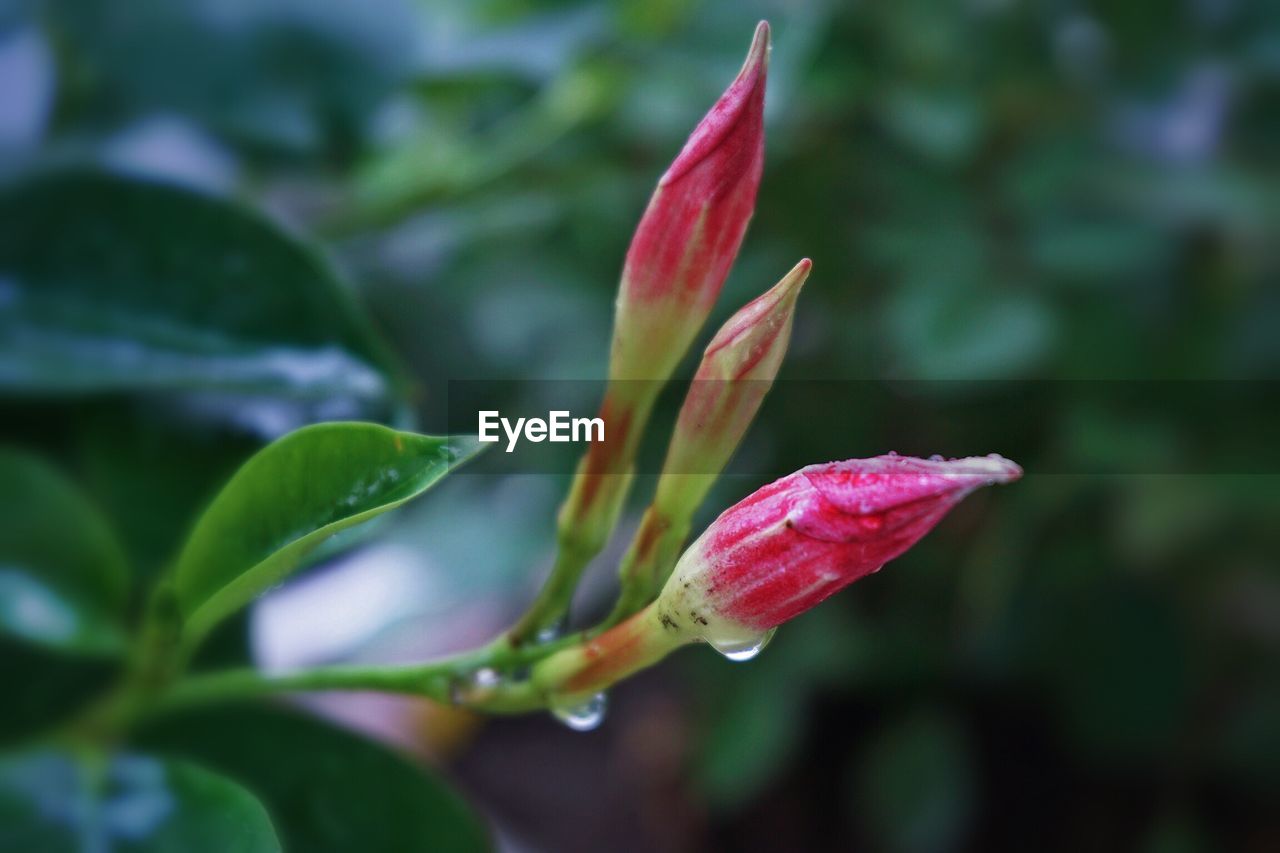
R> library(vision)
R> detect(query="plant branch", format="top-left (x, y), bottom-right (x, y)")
top-left (129, 630), bottom-right (591, 728)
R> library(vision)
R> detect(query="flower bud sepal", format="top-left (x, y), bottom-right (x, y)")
top-left (531, 604), bottom-right (690, 708)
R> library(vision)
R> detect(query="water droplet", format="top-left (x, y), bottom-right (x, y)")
top-left (551, 693), bottom-right (607, 731)
top-left (449, 666), bottom-right (503, 704)
top-left (929, 454), bottom-right (944, 461)
top-left (709, 627), bottom-right (777, 662)
top-left (472, 667), bottom-right (501, 689)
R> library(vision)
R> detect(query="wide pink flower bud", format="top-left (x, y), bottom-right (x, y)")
top-left (609, 20), bottom-right (769, 382)
top-left (657, 454), bottom-right (1023, 648)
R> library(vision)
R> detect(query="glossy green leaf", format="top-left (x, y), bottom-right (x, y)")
top-left (0, 170), bottom-right (404, 421)
top-left (137, 705), bottom-right (490, 853)
top-left (0, 449), bottom-right (130, 655)
top-left (0, 749), bottom-right (280, 852)
top-left (172, 423), bottom-right (484, 645)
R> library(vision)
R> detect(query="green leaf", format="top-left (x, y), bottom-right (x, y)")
top-left (0, 170), bottom-right (404, 421)
top-left (0, 749), bottom-right (280, 852)
top-left (172, 423), bottom-right (484, 645)
top-left (137, 705), bottom-right (490, 853)
top-left (0, 448), bottom-right (130, 655)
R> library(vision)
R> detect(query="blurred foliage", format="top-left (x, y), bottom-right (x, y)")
top-left (136, 705), bottom-right (490, 852)
top-left (0, 749), bottom-right (280, 852)
top-left (1, 0), bottom-right (1278, 850)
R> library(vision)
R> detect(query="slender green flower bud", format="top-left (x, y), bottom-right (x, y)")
top-left (655, 257), bottom-right (809, 518)
top-left (606, 259), bottom-right (811, 623)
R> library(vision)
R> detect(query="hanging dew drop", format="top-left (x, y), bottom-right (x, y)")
top-left (709, 627), bottom-right (777, 662)
top-left (551, 692), bottom-right (607, 731)
top-left (535, 615), bottom-right (569, 645)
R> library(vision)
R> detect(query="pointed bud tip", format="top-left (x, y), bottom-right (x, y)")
top-left (949, 453), bottom-right (1023, 485)
top-left (744, 21), bottom-right (771, 74)
top-left (659, 22), bottom-right (770, 189)
top-left (702, 258), bottom-right (809, 366)
top-left (770, 258), bottom-right (811, 303)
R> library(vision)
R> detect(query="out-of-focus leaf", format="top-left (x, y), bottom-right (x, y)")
top-left (693, 606), bottom-right (871, 810)
top-left (887, 274), bottom-right (1055, 379)
top-left (853, 710), bottom-right (976, 853)
top-left (695, 677), bottom-right (801, 810)
top-left (0, 448), bottom-right (129, 654)
top-left (0, 749), bottom-right (280, 852)
top-left (73, 407), bottom-right (260, 584)
top-left (0, 170), bottom-right (405, 425)
top-left (1027, 219), bottom-right (1170, 284)
top-left (172, 423), bottom-right (484, 645)
top-left (45, 0), bottom-right (417, 157)
top-left (1032, 587), bottom-right (1191, 762)
top-left (354, 64), bottom-right (618, 225)
top-left (415, 4), bottom-right (608, 82)
top-left (879, 87), bottom-right (983, 166)
top-left (137, 705), bottom-right (489, 853)
top-left (0, 639), bottom-right (119, 747)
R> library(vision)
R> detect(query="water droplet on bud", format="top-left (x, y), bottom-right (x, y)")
top-left (709, 627), bottom-right (777, 661)
top-left (551, 692), bottom-right (607, 731)
top-left (929, 454), bottom-right (944, 461)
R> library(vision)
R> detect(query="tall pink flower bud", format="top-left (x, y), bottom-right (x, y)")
top-left (659, 454), bottom-right (1023, 651)
top-left (511, 23), bottom-right (772, 644)
top-left (609, 20), bottom-right (770, 383)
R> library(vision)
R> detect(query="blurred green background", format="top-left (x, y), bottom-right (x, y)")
top-left (1, 0), bottom-right (1278, 850)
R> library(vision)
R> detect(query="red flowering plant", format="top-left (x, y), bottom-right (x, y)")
top-left (6, 23), bottom-right (1019, 800)
top-left (58, 21), bottom-right (1016, 728)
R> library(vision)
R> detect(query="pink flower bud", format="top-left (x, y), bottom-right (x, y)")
top-left (657, 258), bottom-right (810, 503)
top-left (609, 21), bottom-right (770, 382)
top-left (658, 454), bottom-right (1023, 645)
top-left (603, 259), bottom-right (812, 623)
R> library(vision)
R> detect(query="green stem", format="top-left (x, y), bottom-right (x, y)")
top-left (507, 541), bottom-right (594, 644)
top-left (138, 631), bottom-right (590, 726)
top-left (600, 508), bottom-right (691, 630)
